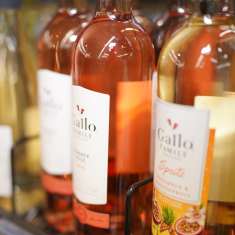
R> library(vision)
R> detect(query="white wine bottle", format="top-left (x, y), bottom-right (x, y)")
top-left (152, 0), bottom-right (235, 234)
top-left (0, 0), bottom-right (25, 212)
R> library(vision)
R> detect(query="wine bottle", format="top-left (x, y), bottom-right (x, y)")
top-left (0, 0), bottom-right (25, 213)
top-left (132, 0), bottom-right (154, 35)
top-left (153, 0), bottom-right (191, 64)
top-left (37, 0), bottom-right (91, 232)
top-left (152, 0), bottom-right (235, 234)
top-left (72, 0), bottom-right (155, 234)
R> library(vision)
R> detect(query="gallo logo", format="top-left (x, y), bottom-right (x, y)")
top-left (74, 105), bottom-right (96, 138)
top-left (77, 105), bottom-right (85, 115)
top-left (167, 118), bottom-right (178, 130)
top-left (41, 87), bottom-right (62, 111)
top-left (157, 118), bottom-right (194, 159)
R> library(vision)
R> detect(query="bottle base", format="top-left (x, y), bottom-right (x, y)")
top-left (45, 192), bottom-right (74, 233)
top-left (45, 210), bottom-right (74, 233)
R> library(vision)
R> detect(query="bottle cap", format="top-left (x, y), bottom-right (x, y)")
top-left (0, 0), bottom-right (22, 9)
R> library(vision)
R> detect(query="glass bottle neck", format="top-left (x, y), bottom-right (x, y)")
top-left (193, 0), bottom-right (235, 16)
top-left (96, 0), bottom-right (132, 17)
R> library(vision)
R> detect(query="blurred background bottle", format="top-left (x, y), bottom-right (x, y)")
top-left (37, 0), bottom-right (92, 233)
top-left (11, 0), bottom-right (57, 218)
top-left (132, 0), bottom-right (154, 35)
top-left (153, 0), bottom-right (191, 64)
top-left (18, 0), bottom-right (57, 117)
top-left (0, 0), bottom-right (26, 213)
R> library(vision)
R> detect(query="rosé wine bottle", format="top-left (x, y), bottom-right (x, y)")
top-left (72, 0), bottom-right (155, 234)
top-left (37, 0), bottom-right (91, 233)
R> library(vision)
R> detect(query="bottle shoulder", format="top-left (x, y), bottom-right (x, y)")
top-left (159, 18), bottom-right (235, 68)
top-left (74, 17), bottom-right (154, 60)
top-left (153, 15), bottom-right (189, 50)
top-left (157, 17), bottom-right (235, 102)
top-left (37, 10), bottom-right (92, 72)
top-left (38, 11), bottom-right (91, 51)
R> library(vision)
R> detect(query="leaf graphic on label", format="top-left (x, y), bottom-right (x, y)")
top-left (162, 207), bottom-right (175, 225)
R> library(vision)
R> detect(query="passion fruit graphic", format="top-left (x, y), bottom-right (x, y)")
top-left (175, 217), bottom-right (203, 235)
top-left (152, 201), bottom-right (162, 224)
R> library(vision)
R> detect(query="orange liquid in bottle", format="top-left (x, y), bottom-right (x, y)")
top-left (37, 3), bottom-right (91, 233)
top-left (72, 1), bottom-right (155, 234)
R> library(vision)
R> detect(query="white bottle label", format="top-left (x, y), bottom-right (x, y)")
top-left (0, 126), bottom-right (13, 197)
top-left (195, 95), bottom-right (235, 202)
top-left (154, 98), bottom-right (210, 204)
top-left (72, 86), bottom-right (110, 205)
top-left (38, 69), bottom-right (72, 175)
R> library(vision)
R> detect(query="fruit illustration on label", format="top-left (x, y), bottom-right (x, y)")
top-left (153, 201), bottom-right (205, 235)
top-left (152, 99), bottom-right (214, 235)
top-left (175, 207), bottom-right (205, 235)
top-left (153, 200), bottom-right (162, 225)
top-left (160, 207), bottom-right (175, 234)
top-left (152, 196), bottom-right (177, 235)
